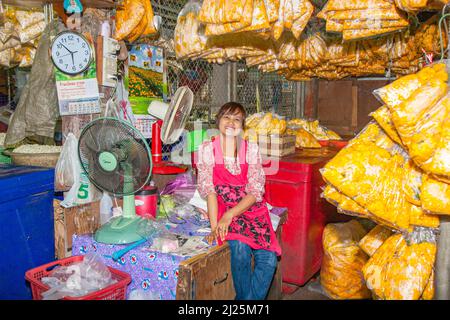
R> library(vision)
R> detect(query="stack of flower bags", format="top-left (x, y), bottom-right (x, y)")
top-left (278, 16), bottom-right (444, 80)
top-left (198, 0), bottom-right (314, 40)
top-left (319, 62), bottom-right (450, 299)
top-left (317, 0), bottom-right (410, 41)
top-left (0, 7), bottom-right (46, 68)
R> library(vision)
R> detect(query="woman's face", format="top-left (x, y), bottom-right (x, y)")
top-left (219, 112), bottom-right (244, 137)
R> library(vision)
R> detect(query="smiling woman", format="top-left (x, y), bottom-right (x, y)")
top-left (196, 102), bottom-right (281, 300)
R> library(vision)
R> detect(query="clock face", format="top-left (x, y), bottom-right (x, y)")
top-left (51, 31), bottom-right (93, 75)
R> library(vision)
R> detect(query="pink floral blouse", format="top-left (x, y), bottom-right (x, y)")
top-left (197, 140), bottom-right (266, 202)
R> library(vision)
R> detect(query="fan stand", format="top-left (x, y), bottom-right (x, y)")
top-left (151, 119), bottom-right (188, 175)
top-left (94, 163), bottom-right (144, 244)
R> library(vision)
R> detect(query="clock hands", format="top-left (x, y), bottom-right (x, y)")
top-left (60, 43), bottom-right (73, 54)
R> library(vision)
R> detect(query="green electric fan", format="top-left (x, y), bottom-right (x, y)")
top-left (78, 117), bottom-right (153, 244)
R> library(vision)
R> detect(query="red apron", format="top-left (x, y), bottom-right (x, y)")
top-left (212, 136), bottom-right (281, 256)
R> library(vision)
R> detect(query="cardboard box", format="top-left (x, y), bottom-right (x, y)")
top-left (256, 134), bottom-right (296, 157)
top-left (54, 199), bottom-right (122, 259)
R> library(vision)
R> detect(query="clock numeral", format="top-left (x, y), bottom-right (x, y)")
top-left (57, 44), bottom-right (62, 49)
top-left (65, 64), bottom-right (69, 69)
top-left (59, 59), bottom-right (63, 64)
top-left (68, 35), bottom-right (74, 41)
top-left (56, 51), bottom-right (60, 56)
top-left (79, 64), bottom-right (83, 69)
top-left (84, 58), bottom-right (88, 63)
top-left (82, 43), bottom-right (86, 48)
top-left (85, 50), bottom-right (89, 55)
top-left (61, 38), bottom-right (67, 43)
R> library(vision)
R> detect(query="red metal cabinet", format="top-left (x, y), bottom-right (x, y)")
top-left (263, 149), bottom-right (342, 289)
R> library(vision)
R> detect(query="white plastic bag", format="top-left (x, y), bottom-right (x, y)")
top-left (60, 134), bottom-right (102, 208)
top-left (55, 133), bottom-right (77, 191)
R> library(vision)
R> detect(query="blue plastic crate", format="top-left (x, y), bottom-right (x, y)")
top-left (0, 164), bottom-right (55, 300)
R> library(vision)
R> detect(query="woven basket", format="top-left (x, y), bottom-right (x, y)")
top-left (10, 152), bottom-right (60, 168)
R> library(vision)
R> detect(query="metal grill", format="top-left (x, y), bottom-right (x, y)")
top-left (151, 0), bottom-right (299, 158)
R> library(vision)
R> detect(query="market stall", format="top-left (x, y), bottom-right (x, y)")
top-left (0, 0), bottom-right (449, 302)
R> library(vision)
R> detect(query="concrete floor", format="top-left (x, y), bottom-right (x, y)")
top-left (281, 276), bottom-right (330, 300)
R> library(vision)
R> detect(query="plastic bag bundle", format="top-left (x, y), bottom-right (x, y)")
top-left (373, 63), bottom-right (450, 180)
top-left (320, 220), bottom-right (372, 300)
top-left (174, 1), bottom-right (210, 60)
top-left (362, 232), bottom-right (436, 300)
top-left (394, 0), bottom-right (449, 12)
top-left (321, 122), bottom-right (440, 232)
top-left (370, 105), bottom-right (404, 146)
top-left (243, 112), bottom-right (287, 135)
top-left (0, 7), bottom-right (45, 68)
top-left (41, 254), bottom-right (115, 300)
top-left (287, 118), bottom-right (342, 140)
top-left (317, 0), bottom-right (409, 41)
top-left (198, 0), bottom-right (312, 40)
top-left (271, 0), bottom-right (314, 40)
top-left (286, 127), bottom-right (321, 148)
top-left (420, 174), bottom-right (450, 215)
top-left (114, 0), bottom-right (157, 42)
top-left (358, 225), bottom-right (394, 256)
top-left (322, 184), bottom-right (371, 218)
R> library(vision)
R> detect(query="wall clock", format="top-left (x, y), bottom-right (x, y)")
top-left (51, 31), bottom-right (93, 76)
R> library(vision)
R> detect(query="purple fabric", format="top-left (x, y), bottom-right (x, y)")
top-left (270, 207), bottom-right (287, 217)
top-left (160, 173), bottom-right (197, 198)
top-left (72, 234), bottom-right (189, 300)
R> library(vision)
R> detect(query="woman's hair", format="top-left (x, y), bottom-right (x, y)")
top-left (216, 102), bottom-right (246, 127)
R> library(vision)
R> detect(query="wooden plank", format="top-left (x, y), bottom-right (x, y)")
top-left (356, 79), bottom-right (391, 132)
top-left (351, 81), bottom-right (358, 131)
top-left (317, 80), bottom-right (353, 136)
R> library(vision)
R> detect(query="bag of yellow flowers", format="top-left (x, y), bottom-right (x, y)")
top-left (320, 220), bottom-right (372, 300)
top-left (362, 228), bottom-right (437, 300)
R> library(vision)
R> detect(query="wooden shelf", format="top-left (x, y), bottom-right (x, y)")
top-left (3, 0), bottom-right (118, 9)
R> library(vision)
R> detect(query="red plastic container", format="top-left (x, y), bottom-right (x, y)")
top-left (263, 149), bottom-right (346, 290)
top-left (25, 255), bottom-right (131, 300)
top-left (135, 185), bottom-right (158, 219)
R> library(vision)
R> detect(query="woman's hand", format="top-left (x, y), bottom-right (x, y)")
top-left (216, 211), bottom-right (234, 241)
top-left (205, 229), bottom-right (217, 245)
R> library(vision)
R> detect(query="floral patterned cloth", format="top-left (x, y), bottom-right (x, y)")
top-left (197, 138), bottom-right (266, 202)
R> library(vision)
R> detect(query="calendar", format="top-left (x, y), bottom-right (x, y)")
top-left (134, 114), bottom-right (156, 139)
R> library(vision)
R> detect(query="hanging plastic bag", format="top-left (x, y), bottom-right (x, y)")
top-left (55, 133), bottom-right (77, 192)
top-left (60, 134), bottom-right (102, 208)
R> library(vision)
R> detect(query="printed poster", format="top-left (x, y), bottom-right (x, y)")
top-left (127, 44), bottom-right (168, 138)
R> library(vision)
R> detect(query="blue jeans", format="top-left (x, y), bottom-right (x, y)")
top-left (228, 240), bottom-right (278, 300)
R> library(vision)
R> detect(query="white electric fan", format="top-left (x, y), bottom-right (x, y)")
top-left (148, 86), bottom-right (194, 175)
top-left (78, 117), bottom-right (153, 244)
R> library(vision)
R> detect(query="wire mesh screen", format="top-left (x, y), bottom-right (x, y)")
top-left (151, 0), bottom-right (298, 158)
